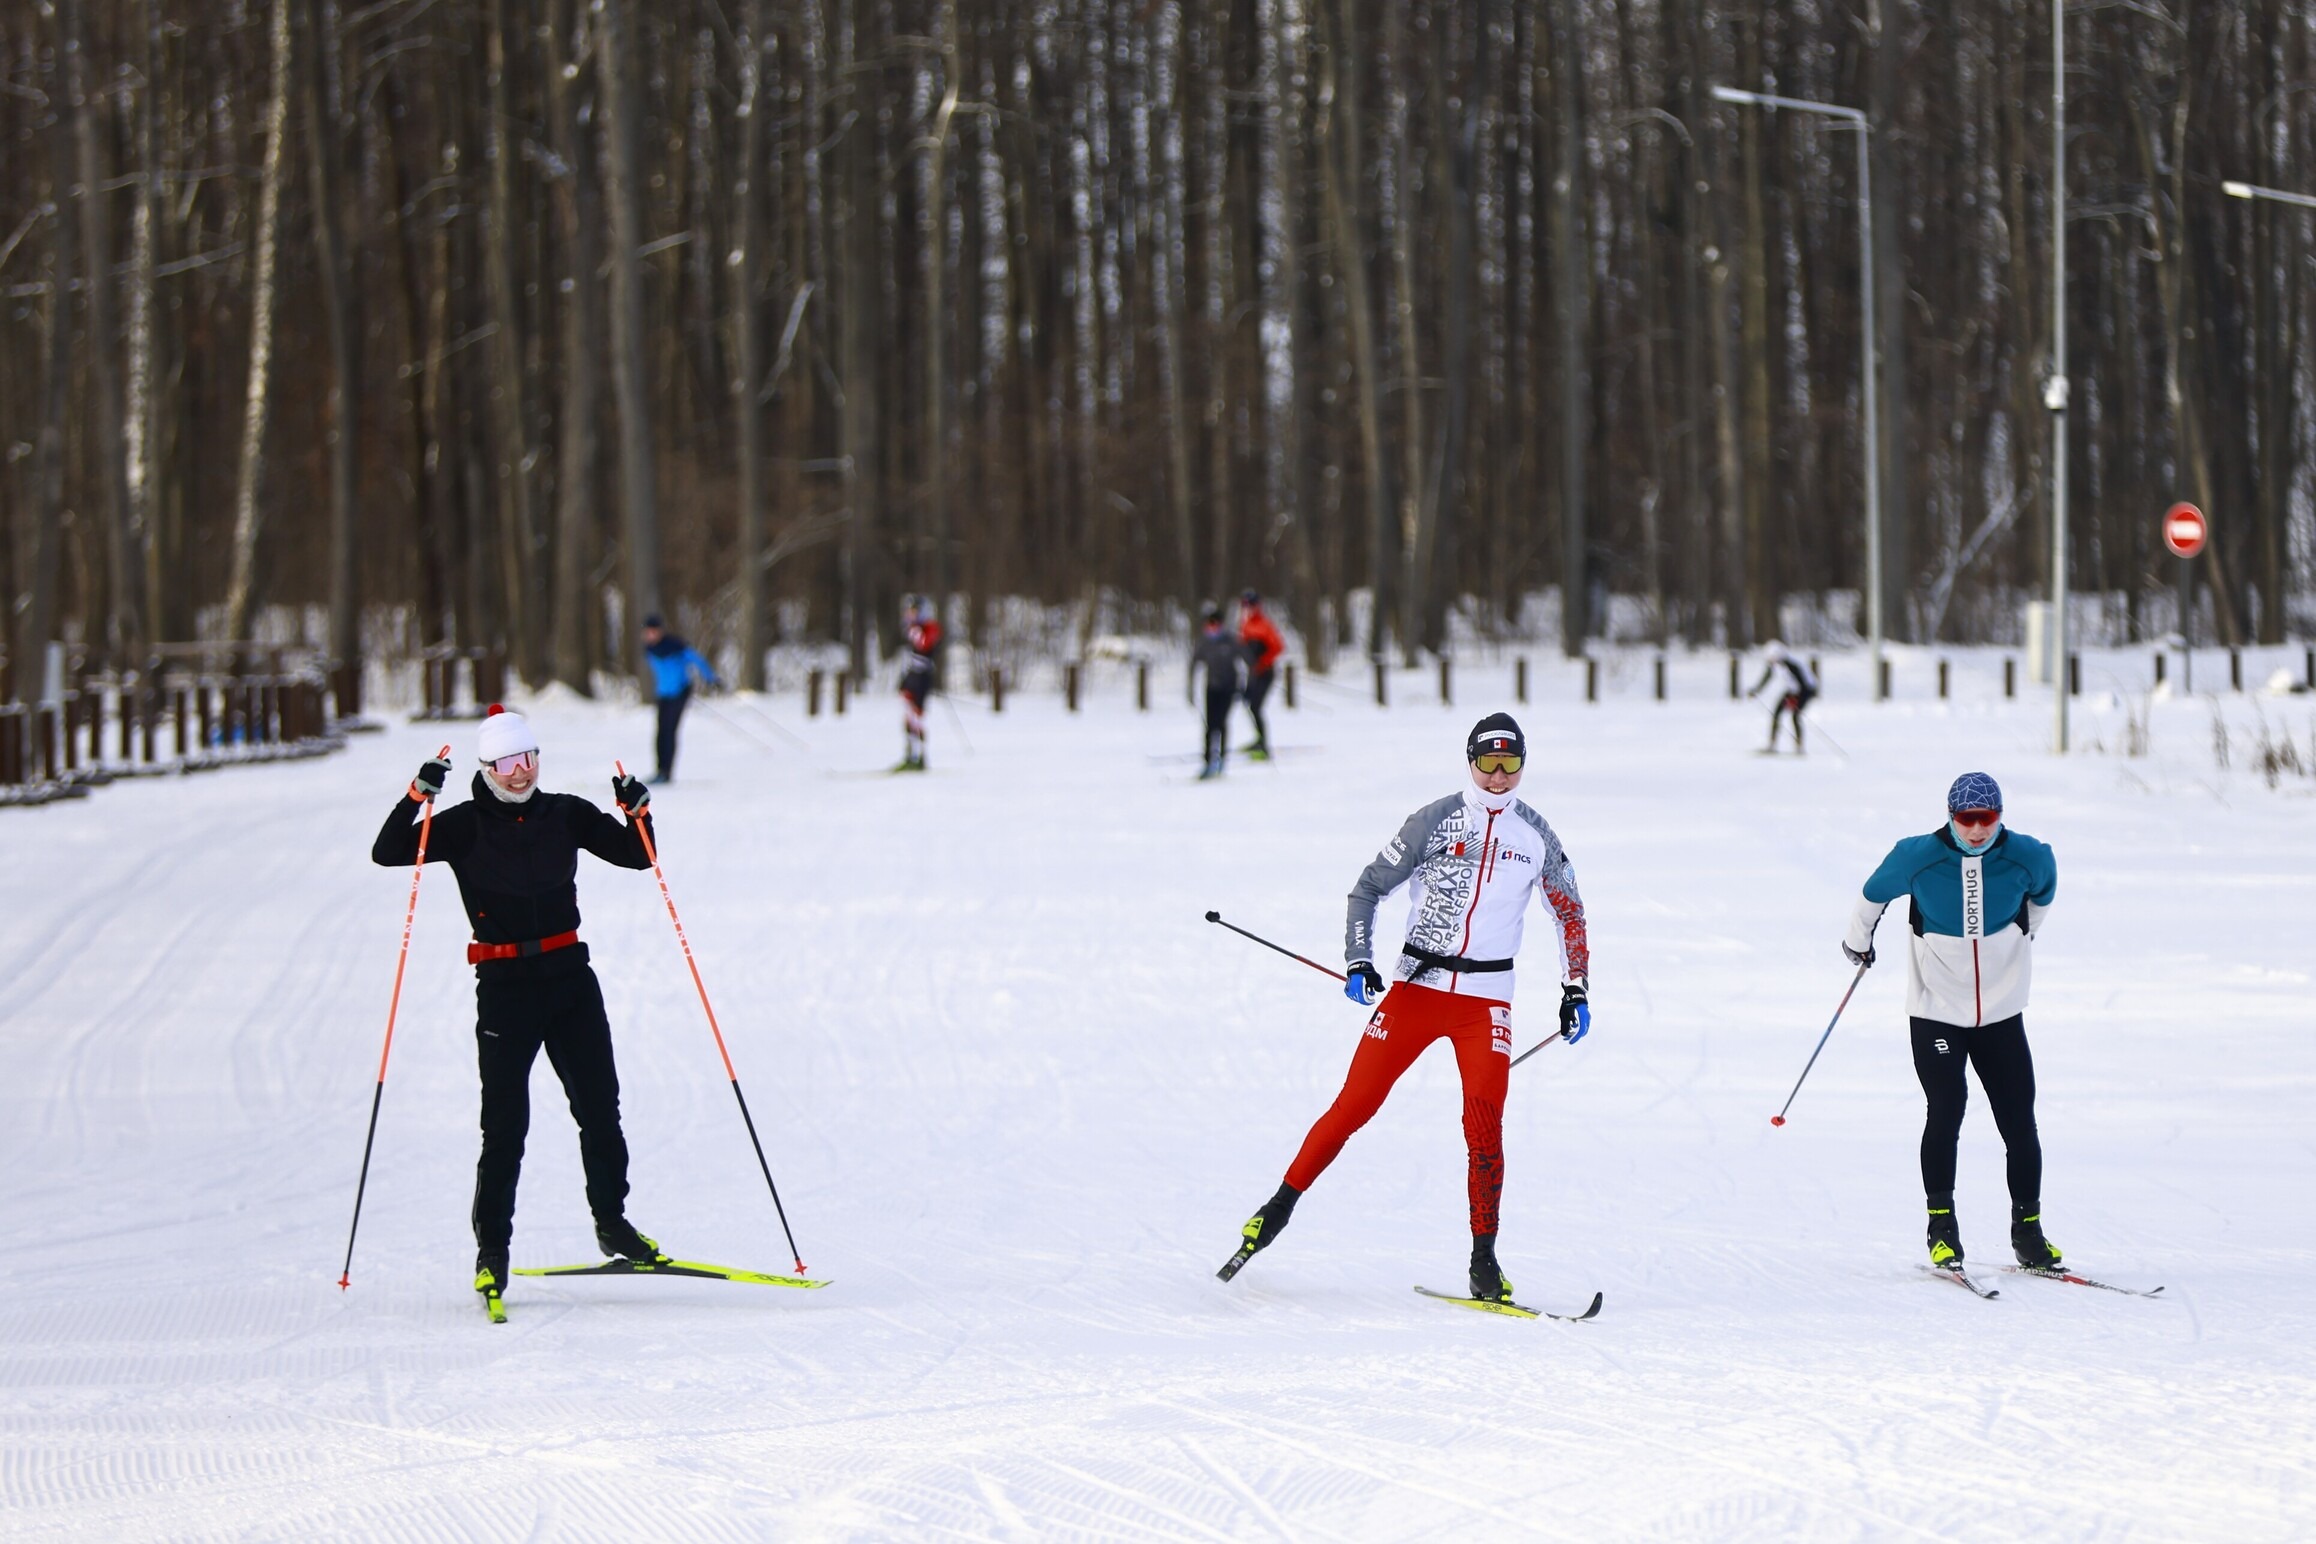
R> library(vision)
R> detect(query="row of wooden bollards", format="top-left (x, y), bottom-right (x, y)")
top-left (1, 672), bottom-right (339, 801)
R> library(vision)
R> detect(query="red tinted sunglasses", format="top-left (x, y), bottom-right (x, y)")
top-left (1951, 808), bottom-right (2000, 828)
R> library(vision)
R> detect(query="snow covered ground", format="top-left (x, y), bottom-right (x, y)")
top-left (3, 646), bottom-right (2312, 1541)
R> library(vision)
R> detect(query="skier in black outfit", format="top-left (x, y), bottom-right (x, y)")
top-left (370, 705), bottom-right (672, 1307)
top-left (1747, 643), bottom-right (1820, 753)
top-left (1190, 604), bottom-right (1245, 779)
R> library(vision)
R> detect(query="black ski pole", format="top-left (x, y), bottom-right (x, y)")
top-left (340, 749), bottom-right (448, 1290)
top-left (1771, 961), bottom-right (1870, 1126)
top-left (618, 763), bottom-right (810, 1275)
top-left (1204, 910), bottom-right (1346, 983)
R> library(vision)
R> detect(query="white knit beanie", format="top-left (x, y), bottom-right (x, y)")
top-left (476, 704), bottom-right (539, 764)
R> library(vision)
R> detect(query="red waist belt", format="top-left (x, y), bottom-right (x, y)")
top-left (467, 930), bottom-right (580, 965)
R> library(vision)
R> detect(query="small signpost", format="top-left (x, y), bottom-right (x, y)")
top-left (2163, 502), bottom-right (2205, 690)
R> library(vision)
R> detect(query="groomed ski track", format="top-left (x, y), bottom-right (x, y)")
top-left (2, 650), bottom-right (2311, 1540)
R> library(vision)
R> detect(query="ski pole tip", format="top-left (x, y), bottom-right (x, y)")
top-left (1204, 910), bottom-right (1220, 923)
top-left (1770, 1115), bottom-right (1786, 1127)
top-left (337, 1274), bottom-right (351, 1290)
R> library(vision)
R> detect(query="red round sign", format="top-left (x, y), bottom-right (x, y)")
top-left (2162, 502), bottom-right (2207, 559)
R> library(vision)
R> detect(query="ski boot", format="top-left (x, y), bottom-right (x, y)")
top-left (2011, 1203), bottom-right (2063, 1270)
top-left (1926, 1203), bottom-right (1964, 1270)
top-left (475, 1248), bottom-right (510, 1324)
top-left (1217, 1183), bottom-right (1300, 1281)
top-left (1197, 759), bottom-right (1223, 780)
top-left (1468, 1235), bottom-right (1514, 1304)
top-left (891, 755), bottom-right (924, 774)
top-left (1242, 743), bottom-right (1271, 763)
top-left (596, 1219), bottom-right (673, 1267)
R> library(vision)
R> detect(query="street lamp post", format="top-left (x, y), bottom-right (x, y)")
top-left (2048, 0), bottom-right (2068, 754)
top-left (1711, 85), bottom-right (1882, 699)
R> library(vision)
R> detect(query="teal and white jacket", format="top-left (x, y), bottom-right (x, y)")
top-left (1845, 826), bottom-right (2057, 1026)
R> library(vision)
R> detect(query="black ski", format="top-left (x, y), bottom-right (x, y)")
top-left (1415, 1286), bottom-right (1603, 1323)
top-left (1999, 1265), bottom-right (2164, 1298)
top-left (1216, 1242), bottom-right (1260, 1282)
top-left (1919, 1263), bottom-right (2000, 1298)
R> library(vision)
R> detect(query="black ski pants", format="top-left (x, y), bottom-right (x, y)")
top-left (1243, 668), bottom-right (1275, 750)
top-left (654, 687), bottom-right (691, 780)
top-left (1203, 687), bottom-right (1236, 766)
top-left (472, 951), bottom-right (631, 1253)
top-left (1910, 1013), bottom-right (2042, 1206)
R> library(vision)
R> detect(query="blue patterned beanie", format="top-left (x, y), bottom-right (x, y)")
top-left (1947, 772), bottom-right (2003, 813)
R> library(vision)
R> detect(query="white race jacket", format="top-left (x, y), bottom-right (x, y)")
top-left (1345, 786), bottom-right (1589, 1004)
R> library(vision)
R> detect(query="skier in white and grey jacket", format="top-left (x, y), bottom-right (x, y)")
top-left (1219, 714), bottom-right (1590, 1305)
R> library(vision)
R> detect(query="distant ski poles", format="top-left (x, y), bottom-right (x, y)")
top-left (616, 762), bottom-right (809, 1275)
top-left (339, 746), bottom-right (449, 1291)
top-left (1204, 910), bottom-right (1345, 983)
top-left (1770, 961), bottom-right (1870, 1127)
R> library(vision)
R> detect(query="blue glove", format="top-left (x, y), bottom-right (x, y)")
top-left (1345, 962), bottom-right (1385, 1006)
top-left (1559, 981), bottom-right (1590, 1043)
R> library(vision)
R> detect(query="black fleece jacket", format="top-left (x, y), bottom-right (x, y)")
top-left (371, 772), bottom-right (653, 945)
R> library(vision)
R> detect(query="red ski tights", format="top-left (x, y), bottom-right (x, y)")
top-left (1284, 981), bottom-right (1511, 1235)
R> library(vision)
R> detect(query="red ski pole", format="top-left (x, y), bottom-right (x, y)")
top-left (616, 762), bottom-right (808, 1275)
top-left (339, 749), bottom-right (449, 1290)
top-left (1770, 961), bottom-right (1870, 1127)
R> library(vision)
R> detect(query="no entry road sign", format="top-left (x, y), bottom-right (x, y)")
top-left (2163, 502), bottom-right (2207, 559)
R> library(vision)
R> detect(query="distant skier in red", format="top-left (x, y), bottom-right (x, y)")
top-left (897, 596), bottom-right (943, 772)
top-left (1218, 714), bottom-right (1591, 1304)
top-left (1237, 590), bottom-right (1286, 760)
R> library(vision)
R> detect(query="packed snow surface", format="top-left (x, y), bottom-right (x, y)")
top-left (3, 648), bottom-right (2312, 1540)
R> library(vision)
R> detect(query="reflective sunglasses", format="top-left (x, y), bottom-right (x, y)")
top-left (1950, 807), bottom-right (2000, 828)
top-left (1471, 752), bottom-right (1524, 775)
top-left (489, 750), bottom-right (538, 776)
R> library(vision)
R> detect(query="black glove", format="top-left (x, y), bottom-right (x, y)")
top-left (613, 773), bottom-right (650, 814)
top-left (1843, 942), bottom-right (1876, 968)
top-left (410, 756), bottom-right (452, 800)
top-left (1344, 962), bottom-right (1386, 1006)
top-left (1559, 980), bottom-right (1590, 1043)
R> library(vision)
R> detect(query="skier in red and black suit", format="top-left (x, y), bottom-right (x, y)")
top-left (1237, 590), bottom-right (1286, 760)
top-left (897, 596), bottom-right (943, 772)
top-left (371, 705), bottom-right (671, 1306)
top-left (1220, 713), bottom-right (1591, 1302)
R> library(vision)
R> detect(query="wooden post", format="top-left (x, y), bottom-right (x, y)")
top-left (2230, 647), bottom-right (2242, 692)
top-left (1877, 658), bottom-right (1892, 700)
top-left (2305, 647), bottom-right (2314, 690)
top-left (1284, 661), bottom-right (1297, 709)
top-left (1516, 656), bottom-right (1529, 704)
top-left (120, 680), bottom-right (135, 761)
top-left (39, 705), bottom-right (59, 780)
top-left (807, 668), bottom-right (822, 717)
top-left (1585, 658), bottom-right (1599, 703)
top-left (1653, 656), bottom-right (1667, 701)
top-left (1937, 659), bottom-right (1950, 699)
top-left (1438, 656), bottom-right (1452, 707)
top-left (2154, 651), bottom-right (2166, 685)
top-left (991, 666), bottom-right (1005, 713)
top-left (2004, 658), bottom-right (2016, 698)
top-left (63, 695), bottom-right (79, 771)
top-left (1137, 659), bottom-right (1150, 711)
top-left (835, 671), bottom-right (849, 715)
top-left (2068, 654), bottom-right (2081, 697)
top-left (1728, 652), bottom-right (1741, 699)
top-left (1373, 658), bottom-right (1387, 706)
top-left (0, 706), bottom-right (19, 787)
top-left (1065, 661), bottom-right (1080, 712)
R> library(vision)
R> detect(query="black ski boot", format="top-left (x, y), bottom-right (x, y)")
top-left (475, 1247), bottom-right (510, 1323)
top-left (596, 1218), bottom-right (672, 1266)
top-left (2011, 1202), bottom-right (2063, 1270)
top-left (1468, 1234), bottom-right (1514, 1303)
top-left (1217, 1182), bottom-right (1301, 1281)
top-left (1926, 1199), bottom-right (1964, 1270)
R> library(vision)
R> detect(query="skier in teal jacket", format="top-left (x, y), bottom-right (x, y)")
top-left (1844, 772), bottom-right (2063, 1274)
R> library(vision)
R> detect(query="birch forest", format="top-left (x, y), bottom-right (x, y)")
top-left (3, 0), bottom-right (2312, 696)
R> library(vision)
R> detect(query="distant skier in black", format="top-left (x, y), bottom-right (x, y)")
top-left (1747, 643), bottom-right (1819, 753)
top-left (371, 705), bottom-right (672, 1314)
top-left (1190, 604), bottom-right (1245, 779)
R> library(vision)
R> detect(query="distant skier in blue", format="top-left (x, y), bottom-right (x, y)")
top-left (1843, 772), bottom-right (2063, 1275)
top-left (641, 615), bottom-right (719, 784)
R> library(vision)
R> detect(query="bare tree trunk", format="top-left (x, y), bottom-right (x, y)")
top-left (1317, 0), bottom-right (1394, 667)
top-left (599, 0), bottom-right (663, 683)
top-left (61, 0), bottom-right (137, 661)
top-left (1411, 5), bottom-right (1477, 659)
top-left (1153, 0), bottom-right (1198, 607)
top-left (303, 0), bottom-right (360, 671)
top-left (485, 0), bottom-right (541, 682)
top-left (1384, 0), bottom-right (1423, 660)
top-left (221, 0), bottom-right (294, 645)
top-left (127, 0), bottom-right (166, 645)
top-left (735, 0), bottom-right (771, 689)
top-left (923, 0), bottom-right (961, 642)
top-left (1551, 0), bottom-right (1589, 654)
top-left (1869, 0), bottom-right (1911, 640)
top-left (19, 62), bottom-right (76, 700)
top-left (546, 0), bottom-right (600, 693)
top-left (1736, 18), bottom-right (1774, 645)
